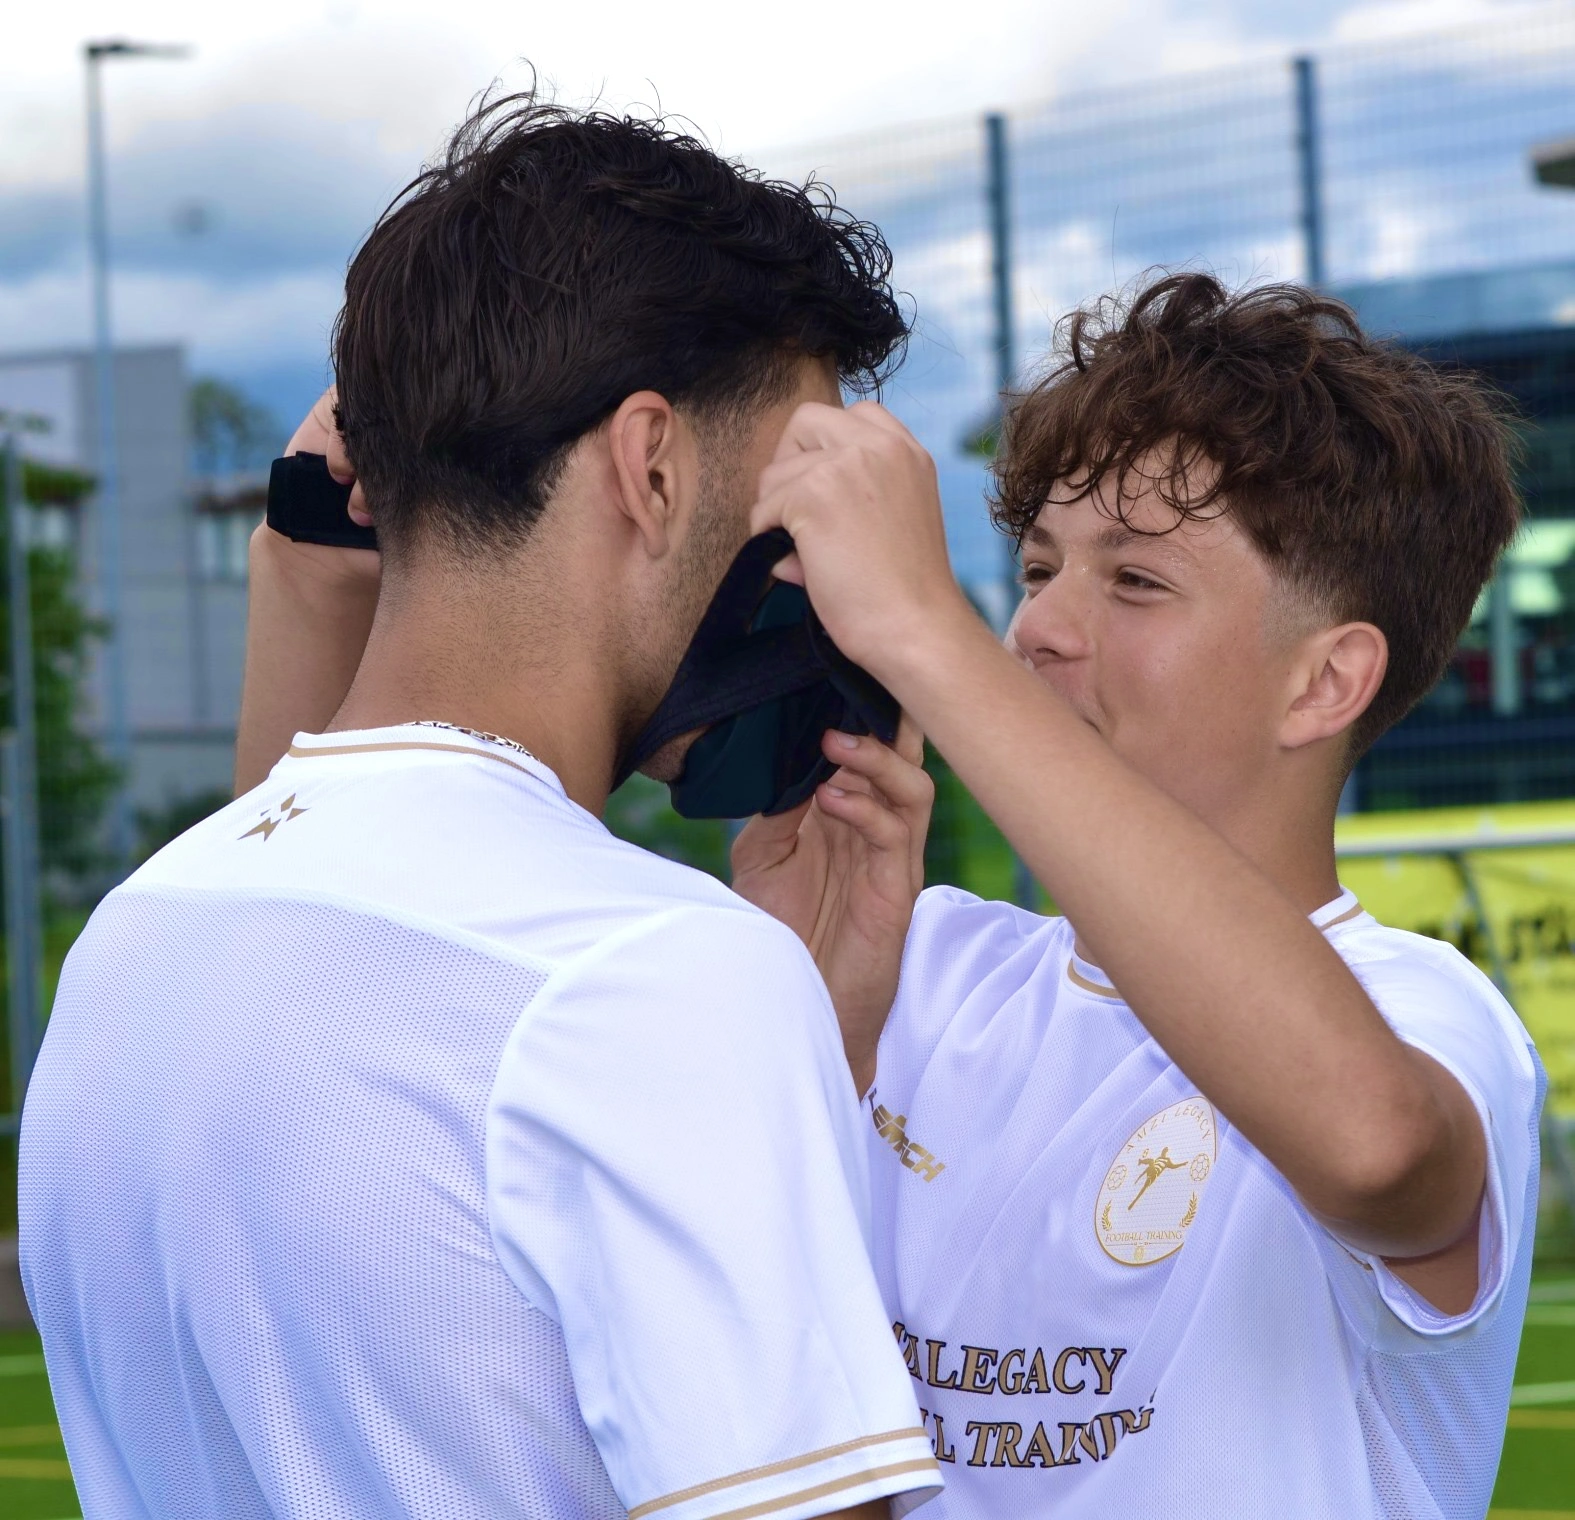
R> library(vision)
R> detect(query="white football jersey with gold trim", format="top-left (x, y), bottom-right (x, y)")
top-left (868, 885), bottom-right (1541, 1519)
top-left (20, 724), bottom-right (941, 1520)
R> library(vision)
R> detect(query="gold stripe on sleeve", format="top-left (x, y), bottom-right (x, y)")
top-left (704, 1458), bottom-right (941, 1520)
top-left (626, 1429), bottom-right (931, 1519)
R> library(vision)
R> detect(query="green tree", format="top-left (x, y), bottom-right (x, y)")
top-left (190, 377), bottom-right (282, 477)
top-left (2, 459), bottom-right (120, 880)
top-left (604, 774), bottom-right (731, 878)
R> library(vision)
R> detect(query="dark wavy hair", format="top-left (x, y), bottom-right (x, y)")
top-left (334, 89), bottom-right (908, 555)
top-left (992, 273), bottom-right (1522, 754)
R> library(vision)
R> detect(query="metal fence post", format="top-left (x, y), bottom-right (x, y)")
top-left (1293, 55), bottom-right (1326, 287)
top-left (2, 440), bottom-right (43, 1127)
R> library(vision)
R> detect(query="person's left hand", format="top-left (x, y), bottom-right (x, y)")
top-left (730, 718), bottom-right (932, 1096)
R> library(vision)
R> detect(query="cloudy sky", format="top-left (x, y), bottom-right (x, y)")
top-left (0, 0), bottom-right (1558, 437)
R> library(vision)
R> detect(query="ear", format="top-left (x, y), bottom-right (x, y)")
top-left (1280, 622), bottom-right (1389, 751)
top-left (605, 390), bottom-right (696, 560)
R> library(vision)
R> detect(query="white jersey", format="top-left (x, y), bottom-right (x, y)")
top-left (868, 886), bottom-right (1542, 1520)
top-left (19, 724), bottom-right (941, 1520)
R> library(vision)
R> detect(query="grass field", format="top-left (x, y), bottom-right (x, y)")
top-left (2, 1282), bottom-right (1572, 1518)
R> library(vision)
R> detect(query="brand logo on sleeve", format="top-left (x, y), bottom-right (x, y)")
top-left (240, 793), bottom-right (308, 842)
top-left (1095, 1097), bottom-right (1216, 1266)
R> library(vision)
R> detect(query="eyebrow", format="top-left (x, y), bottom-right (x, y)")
top-left (1023, 519), bottom-right (1190, 559)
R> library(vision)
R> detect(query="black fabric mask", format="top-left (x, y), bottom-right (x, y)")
top-left (267, 455), bottom-right (899, 819)
top-left (615, 528), bottom-right (900, 818)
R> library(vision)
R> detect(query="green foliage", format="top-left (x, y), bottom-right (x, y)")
top-left (190, 377), bottom-right (282, 477)
top-left (923, 741), bottom-right (1026, 902)
top-left (0, 545), bottom-right (118, 880)
top-left (0, 453), bottom-right (120, 881)
top-left (603, 774), bottom-right (731, 878)
top-left (19, 461), bottom-right (95, 510)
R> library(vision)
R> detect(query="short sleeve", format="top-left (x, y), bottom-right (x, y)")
top-left (486, 905), bottom-right (942, 1520)
top-left (1316, 939), bottom-right (1543, 1351)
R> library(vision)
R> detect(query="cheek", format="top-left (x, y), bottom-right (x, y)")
top-left (1102, 617), bottom-right (1272, 752)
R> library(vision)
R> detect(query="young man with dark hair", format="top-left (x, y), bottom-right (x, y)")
top-left (202, 259), bottom-right (1537, 1511)
top-left (18, 97), bottom-right (944, 1520)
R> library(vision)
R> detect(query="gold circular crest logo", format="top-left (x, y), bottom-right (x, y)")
top-left (1095, 1097), bottom-right (1217, 1266)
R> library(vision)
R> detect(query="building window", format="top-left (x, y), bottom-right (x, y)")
top-left (194, 476), bottom-right (267, 583)
top-left (196, 511), bottom-right (259, 581)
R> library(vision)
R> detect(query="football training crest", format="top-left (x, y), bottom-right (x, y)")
top-left (1096, 1097), bottom-right (1217, 1266)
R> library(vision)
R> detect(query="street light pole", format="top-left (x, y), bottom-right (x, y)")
top-left (984, 111), bottom-right (1038, 911)
top-left (1, 438), bottom-right (42, 1129)
top-left (83, 39), bottom-right (189, 874)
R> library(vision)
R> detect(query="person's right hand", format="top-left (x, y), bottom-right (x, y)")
top-left (265, 385), bottom-right (382, 594)
top-left (284, 386), bottom-right (371, 525)
top-left (749, 401), bottom-right (973, 689)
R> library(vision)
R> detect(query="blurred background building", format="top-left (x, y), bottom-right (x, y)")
top-left (0, 344), bottom-right (247, 820)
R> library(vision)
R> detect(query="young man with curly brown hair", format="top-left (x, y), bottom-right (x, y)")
top-left (743, 272), bottom-right (1541, 1520)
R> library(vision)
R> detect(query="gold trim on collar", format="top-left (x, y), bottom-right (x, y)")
top-left (1319, 901), bottom-right (1365, 931)
top-left (287, 739), bottom-right (536, 778)
top-left (626, 1428), bottom-right (930, 1519)
top-left (1066, 960), bottom-right (1120, 999)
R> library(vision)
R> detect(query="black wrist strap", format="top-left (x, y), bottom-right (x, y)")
top-left (266, 453), bottom-right (379, 550)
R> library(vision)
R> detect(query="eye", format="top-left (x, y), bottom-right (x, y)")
top-left (1116, 569), bottom-right (1166, 593)
top-left (1018, 562), bottom-right (1056, 592)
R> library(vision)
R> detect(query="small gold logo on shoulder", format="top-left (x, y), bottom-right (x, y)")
top-left (872, 1102), bottom-right (946, 1182)
top-left (1096, 1097), bottom-right (1216, 1266)
top-left (240, 794), bottom-right (308, 842)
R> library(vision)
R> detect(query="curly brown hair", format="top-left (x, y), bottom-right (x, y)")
top-left (991, 273), bottom-right (1522, 754)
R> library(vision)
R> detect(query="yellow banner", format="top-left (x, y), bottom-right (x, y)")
top-left (1336, 800), bottom-right (1575, 1119)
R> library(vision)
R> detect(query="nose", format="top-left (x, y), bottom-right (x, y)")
top-left (1008, 569), bottom-right (1094, 670)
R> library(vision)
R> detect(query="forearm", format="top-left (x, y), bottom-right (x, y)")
top-left (884, 606), bottom-right (1482, 1254)
top-left (234, 526), bottom-right (379, 793)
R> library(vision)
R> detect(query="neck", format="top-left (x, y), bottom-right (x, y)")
top-left (1071, 756), bottom-right (1345, 968)
top-left (328, 550), bottom-right (625, 815)
top-left (1212, 753), bottom-right (1346, 918)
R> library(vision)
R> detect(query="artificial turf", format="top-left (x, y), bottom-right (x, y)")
top-left (1, 1293), bottom-right (1572, 1519)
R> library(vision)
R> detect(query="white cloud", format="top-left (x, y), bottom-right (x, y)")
top-left (8, 0), bottom-right (1547, 195)
top-left (1329, 0), bottom-right (1545, 42)
top-left (2, 0), bottom-right (1562, 394)
top-left (0, 265), bottom-right (342, 370)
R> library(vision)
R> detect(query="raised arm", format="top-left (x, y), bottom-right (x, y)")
top-left (234, 391), bottom-right (380, 794)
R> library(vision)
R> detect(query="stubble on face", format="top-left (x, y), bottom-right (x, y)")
top-left (630, 355), bottom-right (845, 778)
